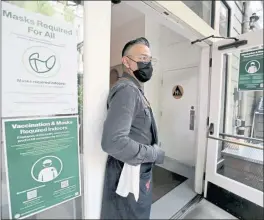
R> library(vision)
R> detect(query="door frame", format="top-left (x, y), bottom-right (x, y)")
top-left (83, 1), bottom-right (112, 219)
top-left (204, 29), bottom-right (263, 207)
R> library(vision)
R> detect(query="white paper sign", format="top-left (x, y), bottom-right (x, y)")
top-left (2, 2), bottom-right (78, 117)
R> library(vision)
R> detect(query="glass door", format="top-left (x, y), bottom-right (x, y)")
top-left (205, 29), bottom-right (263, 207)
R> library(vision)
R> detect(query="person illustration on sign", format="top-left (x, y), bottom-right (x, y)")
top-left (173, 85), bottom-right (183, 99)
top-left (173, 86), bottom-right (182, 97)
top-left (38, 159), bottom-right (58, 182)
top-left (247, 61), bottom-right (258, 74)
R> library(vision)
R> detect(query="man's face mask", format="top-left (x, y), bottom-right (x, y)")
top-left (127, 57), bottom-right (153, 83)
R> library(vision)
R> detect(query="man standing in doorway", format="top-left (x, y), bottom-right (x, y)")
top-left (101, 37), bottom-right (165, 219)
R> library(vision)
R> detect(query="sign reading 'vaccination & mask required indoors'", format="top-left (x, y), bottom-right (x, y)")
top-left (238, 48), bottom-right (263, 91)
top-left (3, 116), bottom-right (81, 219)
top-left (1, 2), bottom-right (78, 117)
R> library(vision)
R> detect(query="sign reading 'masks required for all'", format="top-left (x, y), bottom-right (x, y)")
top-left (1, 2), bottom-right (80, 219)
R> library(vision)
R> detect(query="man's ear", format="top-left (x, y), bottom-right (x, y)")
top-left (122, 57), bottom-right (129, 69)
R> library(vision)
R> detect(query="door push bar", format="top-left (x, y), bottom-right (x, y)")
top-left (208, 135), bottom-right (263, 150)
top-left (219, 132), bottom-right (264, 143)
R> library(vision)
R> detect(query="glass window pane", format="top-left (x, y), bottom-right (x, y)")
top-left (182, 1), bottom-right (213, 26)
top-left (217, 45), bottom-right (264, 192)
top-left (219, 1), bottom-right (229, 37)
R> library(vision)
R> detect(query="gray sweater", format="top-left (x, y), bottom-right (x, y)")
top-left (101, 73), bottom-right (165, 166)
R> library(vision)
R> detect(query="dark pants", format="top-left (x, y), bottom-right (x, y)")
top-left (101, 156), bottom-right (153, 219)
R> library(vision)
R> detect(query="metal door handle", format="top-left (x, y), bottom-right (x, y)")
top-left (209, 123), bottom-right (214, 135)
top-left (189, 107), bottom-right (195, 130)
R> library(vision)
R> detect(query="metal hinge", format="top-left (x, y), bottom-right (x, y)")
top-left (209, 58), bottom-right (212, 67)
top-left (207, 117), bottom-right (210, 126)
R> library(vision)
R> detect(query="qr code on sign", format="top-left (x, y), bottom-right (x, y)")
top-left (27, 190), bottom-right (37, 200)
top-left (61, 180), bottom-right (69, 188)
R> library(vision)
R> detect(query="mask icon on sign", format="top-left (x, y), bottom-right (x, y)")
top-left (29, 53), bottom-right (56, 74)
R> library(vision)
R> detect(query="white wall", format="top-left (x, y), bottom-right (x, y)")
top-left (144, 17), bottom-right (162, 129)
top-left (144, 19), bottom-right (201, 145)
top-left (158, 25), bottom-right (201, 166)
top-left (83, 1), bottom-right (111, 219)
top-left (110, 15), bottom-right (162, 127)
top-left (110, 16), bottom-right (145, 67)
top-left (145, 22), bottom-right (201, 135)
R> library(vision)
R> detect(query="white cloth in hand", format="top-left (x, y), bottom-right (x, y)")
top-left (116, 163), bottom-right (141, 202)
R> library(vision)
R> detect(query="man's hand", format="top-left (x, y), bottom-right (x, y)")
top-left (153, 144), bottom-right (165, 164)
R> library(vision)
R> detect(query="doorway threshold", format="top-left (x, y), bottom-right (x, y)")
top-left (156, 156), bottom-right (195, 179)
top-left (180, 199), bottom-right (237, 219)
top-left (150, 179), bottom-right (197, 219)
top-left (152, 165), bottom-right (187, 203)
top-left (171, 194), bottom-right (202, 219)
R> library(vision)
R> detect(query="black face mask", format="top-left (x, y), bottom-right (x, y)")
top-left (133, 61), bottom-right (153, 83)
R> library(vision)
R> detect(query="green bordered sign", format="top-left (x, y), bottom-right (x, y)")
top-left (3, 116), bottom-right (81, 219)
top-left (238, 48), bottom-right (263, 91)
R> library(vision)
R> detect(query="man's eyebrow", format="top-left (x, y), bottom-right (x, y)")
top-left (139, 53), bottom-right (151, 56)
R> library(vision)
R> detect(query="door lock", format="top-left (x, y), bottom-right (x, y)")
top-left (209, 123), bottom-right (214, 135)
